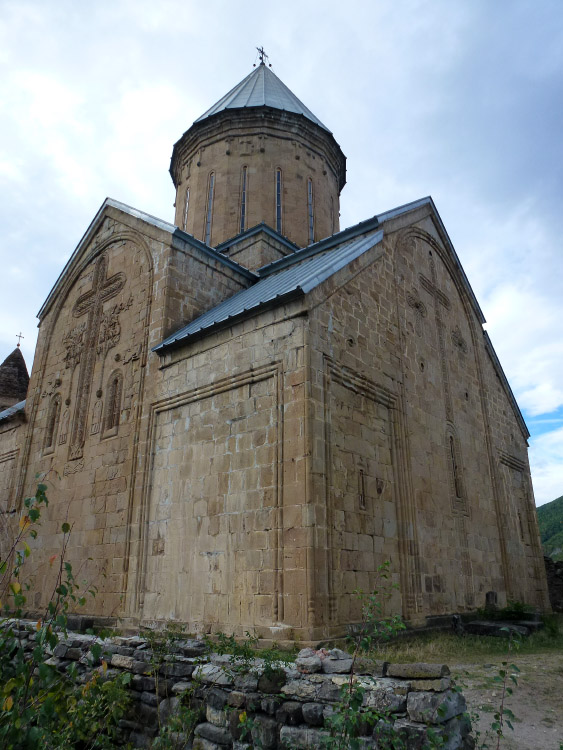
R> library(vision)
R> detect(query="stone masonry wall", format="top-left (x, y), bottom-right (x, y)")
top-left (7, 622), bottom-right (473, 749)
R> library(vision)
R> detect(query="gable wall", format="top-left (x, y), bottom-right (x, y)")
top-left (306, 218), bottom-right (548, 632)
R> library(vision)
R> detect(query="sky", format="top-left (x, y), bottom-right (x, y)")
top-left (0, 0), bottom-right (561, 506)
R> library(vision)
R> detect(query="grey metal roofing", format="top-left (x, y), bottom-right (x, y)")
top-left (0, 399), bottom-right (26, 423)
top-left (154, 229), bottom-right (384, 351)
top-left (215, 222), bottom-right (300, 256)
top-left (195, 63), bottom-right (330, 132)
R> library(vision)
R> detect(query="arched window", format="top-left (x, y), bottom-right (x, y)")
top-left (275, 168), bottom-right (282, 234)
top-left (204, 172), bottom-right (215, 245)
top-left (330, 196), bottom-right (335, 234)
top-left (307, 178), bottom-right (315, 245)
top-left (103, 371), bottom-right (123, 436)
top-left (44, 394), bottom-right (61, 452)
top-left (240, 166), bottom-right (248, 233)
top-left (183, 187), bottom-right (190, 231)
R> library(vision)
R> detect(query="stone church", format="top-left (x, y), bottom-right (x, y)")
top-left (0, 61), bottom-right (549, 641)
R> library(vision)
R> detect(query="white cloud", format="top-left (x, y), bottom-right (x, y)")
top-left (0, 0), bottom-right (561, 506)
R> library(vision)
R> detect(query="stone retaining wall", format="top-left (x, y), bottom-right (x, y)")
top-left (7, 623), bottom-right (474, 749)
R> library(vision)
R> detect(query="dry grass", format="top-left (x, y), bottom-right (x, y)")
top-left (371, 615), bottom-right (563, 663)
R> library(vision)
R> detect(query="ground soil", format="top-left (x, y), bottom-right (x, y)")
top-left (451, 652), bottom-right (563, 749)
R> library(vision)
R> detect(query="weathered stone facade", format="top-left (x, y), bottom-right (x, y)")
top-left (0, 63), bottom-right (549, 641)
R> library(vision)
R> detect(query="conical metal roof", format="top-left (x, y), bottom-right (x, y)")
top-left (195, 63), bottom-right (330, 132)
top-left (0, 347), bottom-right (29, 410)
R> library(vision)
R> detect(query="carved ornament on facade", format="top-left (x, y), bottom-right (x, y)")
top-left (406, 287), bottom-right (427, 337)
top-left (63, 322), bottom-right (87, 370)
top-left (451, 325), bottom-right (468, 354)
top-left (97, 296), bottom-right (134, 358)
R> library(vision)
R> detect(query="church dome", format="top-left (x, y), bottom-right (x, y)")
top-left (170, 63), bottom-right (346, 250)
top-left (194, 63), bottom-right (330, 133)
top-left (0, 347), bottom-right (29, 411)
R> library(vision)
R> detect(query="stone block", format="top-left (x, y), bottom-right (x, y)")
top-left (227, 691), bottom-right (247, 708)
top-left (131, 660), bottom-right (151, 675)
top-left (251, 715), bottom-right (278, 750)
top-left (275, 700), bottom-right (303, 726)
top-left (193, 738), bottom-right (224, 750)
top-left (407, 690), bottom-right (466, 725)
top-left (111, 653), bottom-right (135, 670)
top-left (363, 686), bottom-right (406, 714)
top-left (132, 675), bottom-right (156, 692)
top-left (317, 680), bottom-right (342, 703)
top-left (296, 648), bottom-right (322, 674)
top-left (410, 677), bottom-right (451, 692)
top-left (282, 678), bottom-right (318, 701)
top-left (159, 696), bottom-right (180, 724)
top-left (53, 643), bottom-right (68, 658)
top-left (392, 718), bottom-right (429, 750)
top-left (234, 673), bottom-right (259, 692)
top-left (280, 726), bottom-right (329, 748)
top-left (439, 713), bottom-right (474, 750)
top-left (258, 669), bottom-right (286, 693)
top-left (140, 691), bottom-right (158, 706)
top-left (320, 649), bottom-right (353, 674)
top-left (177, 638), bottom-right (208, 657)
top-left (207, 705), bottom-right (228, 728)
top-left (207, 687), bottom-right (229, 710)
top-left (387, 663), bottom-right (450, 680)
top-left (193, 663), bottom-right (233, 686)
top-left (194, 721), bottom-right (232, 745)
top-left (160, 662), bottom-right (194, 678)
top-left (355, 657), bottom-right (388, 676)
top-left (302, 702), bottom-right (325, 726)
top-left (261, 696), bottom-right (282, 715)
top-left (171, 680), bottom-right (193, 694)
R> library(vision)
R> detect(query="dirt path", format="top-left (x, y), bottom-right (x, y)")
top-left (451, 653), bottom-right (563, 749)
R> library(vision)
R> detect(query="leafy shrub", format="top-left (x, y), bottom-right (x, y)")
top-left (0, 483), bottom-right (131, 749)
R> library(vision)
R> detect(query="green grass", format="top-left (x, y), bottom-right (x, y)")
top-left (370, 615), bottom-right (563, 663)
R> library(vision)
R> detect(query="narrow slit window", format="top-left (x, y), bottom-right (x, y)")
top-left (449, 435), bottom-right (462, 498)
top-left (204, 172), bottom-right (215, 245)
top-left (307, 178), bottom-right (314, 244)
top-left (359, 469), bottom-right (366, 510)
top-left (518, 511), bottom-right (525, 542)
top-left (183, 187), bottom-right (190, 231)
top-left (275, 168), bottom-right (282, 234)
top-left (44, 394), bottom-right (61, 451)
top-left (240, 167), bottom-right (247, 233)
top-left (104, 372), bottom-right (123, 434)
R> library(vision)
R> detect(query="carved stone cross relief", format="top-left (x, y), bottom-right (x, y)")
top-left (68, 254), bottom-right (125, 459)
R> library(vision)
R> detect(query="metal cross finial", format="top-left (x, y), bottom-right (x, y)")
top-left (256, 46), bottom-right (269, 66)
top-left (16, 332), bottom-right (24, 347)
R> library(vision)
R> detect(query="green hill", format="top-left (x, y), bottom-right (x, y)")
top-left (537, 494), bottom-right (563, 561)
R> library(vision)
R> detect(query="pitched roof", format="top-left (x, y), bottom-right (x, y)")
top-left (195, 63), bottom-right (330, 132)
top-left (38, 198), bottom-right (256, 320)
top-left (154, 230), bottom-right (384, 352)
top-left (0, 348), bottom-right (29, 407)
top-left (0, 399), bottom-right (26, 423)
